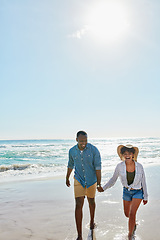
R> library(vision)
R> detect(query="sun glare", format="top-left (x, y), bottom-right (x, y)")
top-left (86, 1), bottom-right (129, 43)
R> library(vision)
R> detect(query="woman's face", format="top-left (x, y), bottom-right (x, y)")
top-left (123, 151), bottom-right (134, 161)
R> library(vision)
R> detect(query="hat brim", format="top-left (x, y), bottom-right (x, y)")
top-left (117, 145), bottom-right (139, 161)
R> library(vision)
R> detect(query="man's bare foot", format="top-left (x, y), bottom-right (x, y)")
top-left (133, 224), bottom-right (137, 235)
top-left (76, 236), bottom-right (82, 240)
top-left (90, 222), bottom-right (96, 230)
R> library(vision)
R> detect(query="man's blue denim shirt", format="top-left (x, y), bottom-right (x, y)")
top-left (68, 143), bottom-right (101, 188)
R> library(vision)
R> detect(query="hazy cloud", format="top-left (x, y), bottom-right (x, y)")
top-left (68, 25), bottom-right (90, 39)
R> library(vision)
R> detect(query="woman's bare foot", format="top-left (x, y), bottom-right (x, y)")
top-left (128, 234), bottom-right (133, 240)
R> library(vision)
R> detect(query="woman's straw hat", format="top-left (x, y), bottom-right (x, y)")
top-left (117, 144), bottom-right (139, 161)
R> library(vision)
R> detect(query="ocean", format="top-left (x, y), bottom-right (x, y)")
top-left (0, 137), bottom-right (160, 183)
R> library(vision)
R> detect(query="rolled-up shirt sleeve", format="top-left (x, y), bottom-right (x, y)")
top-left (103, 164), bottom-right (119, 191)
top-left (141, 167), bottom-right (148, 201)
top-left (93, 147), bottom-right (101, 170)
top-left (67, 149), bottom-right (74, 169)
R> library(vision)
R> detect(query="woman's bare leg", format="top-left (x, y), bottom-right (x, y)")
top-left (128, 198), bottom-right (142, 238)
top-left (123, 200), bottom-right (132, 218)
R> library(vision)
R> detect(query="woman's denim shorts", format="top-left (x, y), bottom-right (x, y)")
top-left (123, 187), bottom-right (144, 201)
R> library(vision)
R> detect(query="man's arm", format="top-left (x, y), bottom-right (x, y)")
top-left (66, 149), bottom-right (74, 187)
top-left (96, 170), bottom-right (104, 192)
top-left (66, 167), bottom-right (73, 187)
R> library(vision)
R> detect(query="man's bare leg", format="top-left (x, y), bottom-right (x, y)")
top-left (75, 197), bottom-right (85, 240)
top-left (87, 197), bottom-right (96, 229)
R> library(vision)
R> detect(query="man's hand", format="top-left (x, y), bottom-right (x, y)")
top-left (66, 168), bottom-right (73, 187)
top-left (97, 186), bottom-right (104, 192)
top-left (143, 200), bottom-right (148, 205)
top-left (66, 178), bottom-right (70, 187)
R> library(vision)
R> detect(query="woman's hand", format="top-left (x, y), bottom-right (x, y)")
top-left (143, 200), bottom-right (148, 205)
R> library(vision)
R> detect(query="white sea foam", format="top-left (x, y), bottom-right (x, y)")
top-left (0, 138), bottom-right (160, 183)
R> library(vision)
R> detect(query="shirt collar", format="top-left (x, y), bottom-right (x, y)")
top-left (123, 160), bottom-right (137, 169)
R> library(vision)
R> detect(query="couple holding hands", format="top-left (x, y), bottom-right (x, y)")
top-left (66, 131), bottom-right (148, 240)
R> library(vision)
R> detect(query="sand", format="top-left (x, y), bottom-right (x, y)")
top-left (0, 165), bottom-right (159, 240)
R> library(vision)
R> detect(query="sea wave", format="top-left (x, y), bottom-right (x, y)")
top-left (0, 162), bottom-right (65, 172)
top-left (0, 145), bottom-right (6, 148)
top-left (0, 162), bottom-right (67, 183)
top-left (0, 138), bottom-right (160, 183)
top-left (0, 164), bottom-right (31, 172)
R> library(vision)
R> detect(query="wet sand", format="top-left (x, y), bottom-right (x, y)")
top-left (0, 165), bottom-right (159, 240)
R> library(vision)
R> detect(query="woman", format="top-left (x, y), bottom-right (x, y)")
top-left (98, 144), bottom-right (148, 239)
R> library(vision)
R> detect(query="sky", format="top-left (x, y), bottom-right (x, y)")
top-left (0, 0), bottom-right (160, 140)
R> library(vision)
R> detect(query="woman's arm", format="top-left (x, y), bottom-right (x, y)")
top-left (102, 165), bottom-right (119, 191)
top-left (141, 166), bottom-right (148, 203)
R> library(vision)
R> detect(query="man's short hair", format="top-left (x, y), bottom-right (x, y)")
top-left (76, 131), bottom-right (87, 138)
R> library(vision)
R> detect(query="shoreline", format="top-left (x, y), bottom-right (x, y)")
top-left (0, 162), bottom-right (159, 186)
top-left (0, 174), bottom-right (66, 186)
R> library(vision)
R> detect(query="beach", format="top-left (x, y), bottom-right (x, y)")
top-left (0, 165), bottom-right (160, 240)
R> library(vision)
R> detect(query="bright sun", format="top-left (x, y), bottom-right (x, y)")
top-left (85, 1), bottom-right (129, 43)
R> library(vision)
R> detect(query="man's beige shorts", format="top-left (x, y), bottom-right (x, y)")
top-left (74, 178), bottom-right (97, 198)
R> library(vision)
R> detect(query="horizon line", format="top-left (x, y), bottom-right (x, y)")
top-left (0, 136), bottom-right (159, 141)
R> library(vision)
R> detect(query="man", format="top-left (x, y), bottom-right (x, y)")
top-left (66, 131), bottom-right (102, 240)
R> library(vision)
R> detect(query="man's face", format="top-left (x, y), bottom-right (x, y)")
top-left (76, 134), bottom-right (87, 150)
